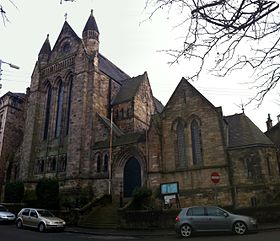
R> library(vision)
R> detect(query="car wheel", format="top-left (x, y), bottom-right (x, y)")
top-left (16, 220), bottom-right (23, 229)
top-left (233, 221), bottom-right (247, 235)
top-left (38, 223), bottom-right (46, 232)
top-left (180, 224), bottom-right (192, 237)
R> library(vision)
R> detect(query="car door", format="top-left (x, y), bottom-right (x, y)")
top-left (187, 207), bottom-right (209, 231)
top-left (29, 209), bottom-right (39, 228)
top-left (20, 209), bottom-right (31, 226)
top-left (205, 207), bottom-right (231, 231)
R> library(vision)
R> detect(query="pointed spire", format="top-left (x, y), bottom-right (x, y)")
top-left (83, 9), bottom-right (99, 35)
top-left (38, 34), bottom-right (51, 56)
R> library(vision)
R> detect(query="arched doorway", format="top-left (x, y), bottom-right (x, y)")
top-left (123, 157), bottom-right (141, 197)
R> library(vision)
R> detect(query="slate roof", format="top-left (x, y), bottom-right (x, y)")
top-left (97, 113), bottom-right (124, 137)
top-left (153, 97), bottom-right (164, 113)
top-left (93, 132), bottom-right (145, 149)
top-left (1, 92), bottom-right (26, 100)
top-left (112, 73), bottom-right (146, 105)
top-left (98, 54), bottom-right (130, 83)
top-left (224, 113), bottom-right (274, 149)
top-left (83, 10), bottom-right (99, 33)
top-left (38, 34), bottom-right (51, 56)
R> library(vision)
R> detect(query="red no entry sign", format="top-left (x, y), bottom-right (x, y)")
top-left (211, 172), bottom-right (220, 184)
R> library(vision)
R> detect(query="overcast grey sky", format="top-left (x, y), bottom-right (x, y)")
top-left (0, 0), bottom-right (279, 131)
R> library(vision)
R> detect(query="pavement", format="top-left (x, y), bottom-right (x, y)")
top-left (65, 223), bottom-right (280, 237)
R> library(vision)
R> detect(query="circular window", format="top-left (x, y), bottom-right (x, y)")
top-left (62, 42), bottom-right (71, 53)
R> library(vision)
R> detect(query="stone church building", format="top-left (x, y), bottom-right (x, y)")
top-left (3, 11), bottom-right (280, 208)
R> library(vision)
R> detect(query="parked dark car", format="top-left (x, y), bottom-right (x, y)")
top-left (0, 204), bottom-right (16, 223)
top-left (175, 206), bottom-right (257, 238)
top-left (16, 208), bottom-right (66, 232)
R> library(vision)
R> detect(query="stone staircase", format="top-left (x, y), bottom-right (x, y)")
top-left (78, 201), bottom-right (120, 228)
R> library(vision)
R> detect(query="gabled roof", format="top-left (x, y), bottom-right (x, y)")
top-left (98, 53), bottom-right (130, 83)
top-left (112, 72), bottom-right (147, 105)
top-left (38, 34), bottom-right (51, 56)
top-left (224, 113), bottom-right (274, 149)
top-left (162, 78), bottom-right (218, 114)
top-left (52, 21), bottom-right (81, 52)
top-left (83, 10), bottom-right (99, 34)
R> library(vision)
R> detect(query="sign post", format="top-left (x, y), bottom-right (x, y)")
top-left (160, 182), bottom-right (180, 208)
top-left (211, 172), bottom-right (220, 204)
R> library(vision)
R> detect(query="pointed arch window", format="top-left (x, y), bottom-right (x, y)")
top-left (96, 154), bottom-right (101, 173)
top-left (55, 80), bottom-right (64, 138)
top-left (43, 84), bottom-right (52, 140)
top-left (176, 121), bottom-right (187, 167)
top-left (266, 155), bottom-right (272, 176)
top-left (191, 119), bottom-right (203, 166)
top-left (103, 154), bottom-right (108, 172)
top-left (66, 76), bottom-right (73, 135)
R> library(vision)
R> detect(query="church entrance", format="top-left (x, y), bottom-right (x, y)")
top-left (123, 157), bottom-right (141, 197)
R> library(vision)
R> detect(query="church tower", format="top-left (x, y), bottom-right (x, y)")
top-left (82, 9), bottom-right (100, 55)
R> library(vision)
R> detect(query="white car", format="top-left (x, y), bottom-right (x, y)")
top-left (16, 208), bottom-right (66, 232)
top-left (0, 205), bottom-right (16, 223)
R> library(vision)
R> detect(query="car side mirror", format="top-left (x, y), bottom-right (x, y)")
top-left (223, 212), bottom-right (229, 217)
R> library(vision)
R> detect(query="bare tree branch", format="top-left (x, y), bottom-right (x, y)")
top-left (146, 0), bottom-right (280, 105)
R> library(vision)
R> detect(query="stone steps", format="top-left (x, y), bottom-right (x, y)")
top-left (78, 202), bottom-right (119, 228)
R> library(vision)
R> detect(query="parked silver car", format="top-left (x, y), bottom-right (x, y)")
top-left (16, 208), bottom-right (66, 232)
top-left (0, 205), bottom-right (16, 223)
top-left (175, 206), bottom-right (257, 237)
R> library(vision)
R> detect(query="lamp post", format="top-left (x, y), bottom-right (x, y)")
top-left (0, 59), bottom-right (20, 88)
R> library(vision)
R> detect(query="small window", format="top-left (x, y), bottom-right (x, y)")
top-left (62, 42), bottom-right (71, 53)
top-left (30, 210), bottom-right (38, 218)
top-left (187, 207), bottom-right (204, 216)
top-left (103, 154), bottom-right (108, 172)
top-left (251, 197), bottom-right (257, 207)
top-left (115, 109), bottom-right (119, 120)
top-left (206, 207), bottom-right (224, 216)
top-left (96, 154), bottom-right (101, 173)
top-left (22, 209), bottom-right (30, 216)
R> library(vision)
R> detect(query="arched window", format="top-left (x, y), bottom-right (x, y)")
top-left (176, 121), bottom-right (187, 167)
top-left (266, 156), bottom-right (272, 176)
top-left (191, 120), bottom-right (202, 166)
top-left (96, 154), bottom-right (101, 173)
top-left (103, 154), bottom-right (108, 172)
top-left (66, 76), bottom-right (73, 135)
top-left (43, 84), bottom-right (52, 140)
top-left (40, 159), bottom-right (45, 173)
top-left (115, 109), bottom-right (118, 120)
top-left (51, 157), bottom-right (57, 172)
top-left (55, 80), bottom-right (64, 138)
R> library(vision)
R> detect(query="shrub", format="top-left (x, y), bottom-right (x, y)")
top-left (36, 178), bottom-right (59, 209)
top-left (4, 181), bottom-right (24, 203)
top-left (131, 186), bottom-right (152, 210)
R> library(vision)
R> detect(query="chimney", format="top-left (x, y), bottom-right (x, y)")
top-left (277, 114), bottom-right (280, 123)
top-left (266, 114), bottom-right (273, 131)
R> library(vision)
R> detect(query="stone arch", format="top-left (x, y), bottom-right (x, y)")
top-left (112, 147), bottom-right (146, 197)
top-left (123, 157), bottom-right (141, 197)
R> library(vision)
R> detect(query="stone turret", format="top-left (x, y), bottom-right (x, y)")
top-left (38, 34), bottom-right (51, 66)
top-left (82, 10), bottom-right (99, 54)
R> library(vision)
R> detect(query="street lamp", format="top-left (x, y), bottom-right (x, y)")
top-left (0, 59), bottom-right (20, 89)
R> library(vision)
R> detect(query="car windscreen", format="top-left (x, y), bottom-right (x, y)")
top-left (0, 206), bottom-right (8, 211)
top-left (37, 210), bottom-right (54, 217)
